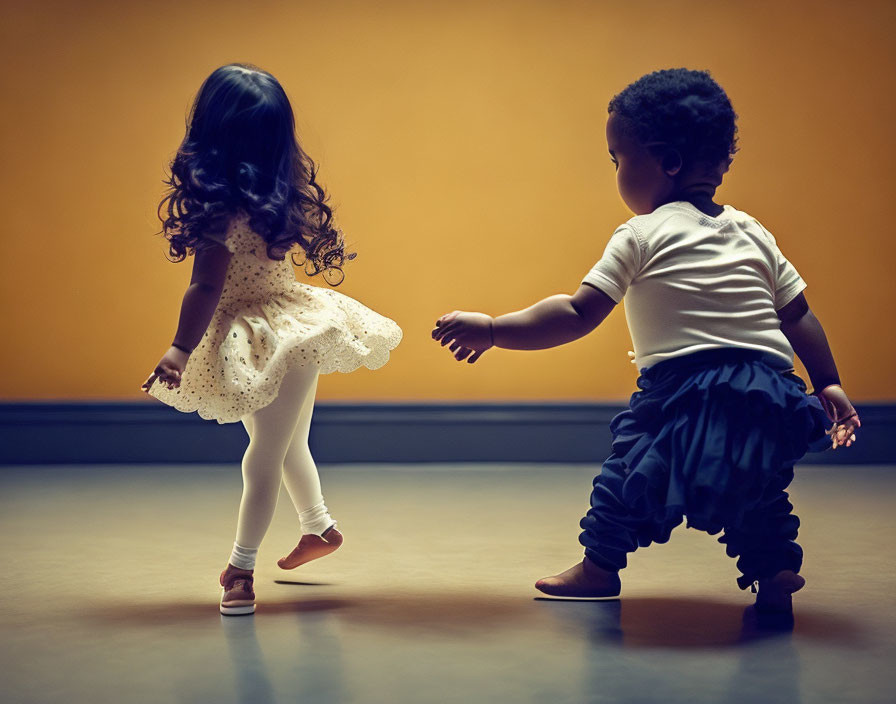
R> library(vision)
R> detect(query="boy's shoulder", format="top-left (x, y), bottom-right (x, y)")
top-left (622, 202), bottom-right (774, 241)
top-left (720, 204), bottom-right (780, 246)
top-left (619, 201), bottom-right (709, 239)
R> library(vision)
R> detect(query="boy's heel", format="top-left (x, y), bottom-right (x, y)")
top-left (755, 570), bottom-right (805, 613)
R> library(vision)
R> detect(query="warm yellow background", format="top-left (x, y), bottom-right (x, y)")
top-left (1, 0), bottom-right (893, 402)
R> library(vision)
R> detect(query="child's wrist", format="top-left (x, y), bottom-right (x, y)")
top-left (171, 342), bottom-right (193, 355)
top-left (488, 318), bottom-right (495, 348)
top-left (812, 381), bottom-right (842, 395)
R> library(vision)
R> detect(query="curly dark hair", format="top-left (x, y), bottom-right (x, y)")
top-left (158, 63), bottom-right (355, 285)
top-left (608, 68), bottom-right (738, 168)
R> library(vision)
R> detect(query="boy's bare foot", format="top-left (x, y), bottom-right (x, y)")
top-left (535, 557), bottom-right (621, 598)
top-left (755, 570), bottom-right (806, 613)
top-left (277, 526), bottom-right (344, 570)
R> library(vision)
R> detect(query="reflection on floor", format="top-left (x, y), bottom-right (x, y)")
top-left (1, 464), bottom-right (893, 704)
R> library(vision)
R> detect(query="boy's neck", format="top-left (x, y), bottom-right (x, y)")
top-left (665, 159), bottom-right (728, 217)
top-left (671, 189), bottom-right (724, 218)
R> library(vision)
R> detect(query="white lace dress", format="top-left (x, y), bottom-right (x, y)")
top-left (147, 212), bottom-right (402, 424)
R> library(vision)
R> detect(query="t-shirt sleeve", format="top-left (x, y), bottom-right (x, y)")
top-left (757, 223), bottom-right (806, 310)
top-left (581, 225), bottom-right (643, 303)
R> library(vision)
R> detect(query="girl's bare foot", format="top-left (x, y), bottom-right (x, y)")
top-left (535, 557), bottom-right (621, 598)
top-left (755, 570), bottom-right (805, 612)
top-left (277, 526), bottom-right (343, 570)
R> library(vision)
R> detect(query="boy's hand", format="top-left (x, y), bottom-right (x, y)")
top-left (816, 384), bottom-right (860, 449)
top-left (141, 346), bottom-right (190, 392)
top-left (432, 311), bottom-right (494, 363)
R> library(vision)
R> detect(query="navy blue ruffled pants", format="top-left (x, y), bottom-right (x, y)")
top-left (578, 348), bottom-right (831, 589)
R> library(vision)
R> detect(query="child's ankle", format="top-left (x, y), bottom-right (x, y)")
top-left (583, 556), bottom-right (617, 577)
top-left (229, 542), bottom-right (258, 571)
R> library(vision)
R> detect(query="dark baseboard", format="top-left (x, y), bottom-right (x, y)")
top-left (0, 402), bottom-right (892, 465)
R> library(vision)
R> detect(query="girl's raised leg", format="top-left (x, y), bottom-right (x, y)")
top-left (277, 369), bottom-right (343, 569)
top-left (228, 363), bottom-right (322, 569)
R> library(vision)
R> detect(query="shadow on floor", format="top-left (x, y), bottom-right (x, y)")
top-left (86, 590), bottom-right (534, 636)
top-left (85, 589), bottom-right (863, 651)
top-left (539, 595), bottom-right (865, 649)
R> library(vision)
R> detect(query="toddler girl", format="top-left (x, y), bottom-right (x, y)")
top-left (140, 63), bottom-right (402, 615)
top-left (432, 68), bottom-right (859, 612)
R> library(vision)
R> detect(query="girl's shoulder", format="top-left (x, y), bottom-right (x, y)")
top-left (200, 209), bottom-right (252, 253)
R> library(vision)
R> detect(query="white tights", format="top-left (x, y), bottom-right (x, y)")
top-left (228, 364), bottom-right (334, 570)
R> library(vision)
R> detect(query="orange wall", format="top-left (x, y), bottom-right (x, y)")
top-left (1, 0), bottom-right (894, 402)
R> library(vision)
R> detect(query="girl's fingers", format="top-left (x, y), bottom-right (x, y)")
top-left (467, 350), bottom-right (483, 363)
top-left (449, 341), bottom-right (461, 353)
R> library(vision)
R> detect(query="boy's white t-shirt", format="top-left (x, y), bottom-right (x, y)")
top-left (582, 201), bottom-right (805, 370)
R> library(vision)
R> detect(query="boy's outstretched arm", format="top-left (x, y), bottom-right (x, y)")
top-left (777, 292), bottom-right (860, 447)
top-left (432, 283), bottom-right (616, 363)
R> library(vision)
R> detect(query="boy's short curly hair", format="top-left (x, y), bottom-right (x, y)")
top-left (609, 68), bottom-right (738, 167)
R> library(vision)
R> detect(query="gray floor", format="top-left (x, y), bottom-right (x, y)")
top-left (1, 463), bottom-right (894, 704)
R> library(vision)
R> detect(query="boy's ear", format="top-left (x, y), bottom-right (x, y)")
top-left (661, 148), bottom-right (683, 176)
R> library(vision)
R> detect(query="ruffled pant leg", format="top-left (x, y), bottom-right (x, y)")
top-left (578, 417), bottom-right (684, 573)
top-left (717, 465), bottom-right (802, 589)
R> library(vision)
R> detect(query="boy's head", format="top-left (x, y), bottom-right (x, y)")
top-left (606, 69), bottom-right (738, 215)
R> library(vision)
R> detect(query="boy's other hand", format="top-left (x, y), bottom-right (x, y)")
top-left (816, 384), bottom-right (860, 449)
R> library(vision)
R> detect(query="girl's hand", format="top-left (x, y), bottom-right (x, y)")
top-left (432, 311), bottom-right (494, 363)
top-left (816, 384), bottom-right (861, 449)
top-left (141, 346), bottom-right (190, 392)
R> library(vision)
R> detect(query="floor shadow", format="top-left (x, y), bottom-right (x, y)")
top-left (85, 598), bottom-right (352, 625)
top-left (267, 591), bottom-right (537, 635)
top-left (84, 589), bottom-right (538, 634)
top-left (539, 595), bottom-right (865, 649)
top-left (80, 591), bottom-right (864, 649)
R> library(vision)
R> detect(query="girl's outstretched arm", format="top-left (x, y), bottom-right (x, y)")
top-left (432, 283), bottom-right (616, 363)
top-left (170, 242), bottom-right (232, 351)
top-left (141, 241), bottom-right (232, 392)
top-left (777, 292), bottom-right (860, 447)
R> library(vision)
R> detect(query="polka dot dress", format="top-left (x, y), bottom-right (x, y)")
top-left (147, 211), bottom-right (403, 424)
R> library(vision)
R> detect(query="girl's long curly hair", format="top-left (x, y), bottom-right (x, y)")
top-left (158, 63), bottom-right (354, 285)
